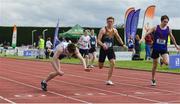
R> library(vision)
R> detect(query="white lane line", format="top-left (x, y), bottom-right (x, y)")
top-left (98, 93), bottom-right (107, 95)
top-left (0, 76), bottom-right (89, 103)
top-left (74, 93), bottom-right (81, 96)
top-left (0, 96), bottom-right (16, 104)
top-left (87, 93), bottom-right (93, 96)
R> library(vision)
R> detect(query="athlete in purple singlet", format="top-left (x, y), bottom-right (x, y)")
top-left (140, 15), bottom-right (180, 86)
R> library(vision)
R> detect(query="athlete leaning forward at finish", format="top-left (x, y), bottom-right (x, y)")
top-left (41, 42), bottom-right (91, 91)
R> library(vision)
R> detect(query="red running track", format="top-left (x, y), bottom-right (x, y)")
top-left (0, 57), bottom-right (180, 103)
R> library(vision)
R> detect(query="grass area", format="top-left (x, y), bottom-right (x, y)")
top-left (0, 51), bottom-right (180, 74)
top-left (61, 59), bottom-right (180, 73)
top-left (115, 61), bottom-right (180, 73)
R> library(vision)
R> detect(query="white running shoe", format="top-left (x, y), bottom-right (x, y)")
top-left (151, 79), bottom-right (157, 86)
top-left (106, 80), bottom-right (114, 85)
top-left (89, 65), bottom-right (94, 68)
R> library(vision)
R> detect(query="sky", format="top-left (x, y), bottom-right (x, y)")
top-left (0, 0), bottom-right (180, 29)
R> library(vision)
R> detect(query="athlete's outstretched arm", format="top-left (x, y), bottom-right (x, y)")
top-left (78, 36), bottom-right (83, 46)
top-left (75, 48), bottom-right (90, 71)
top-left (88, 38), bottom-right (91, 49)
top-left (114, 29), bottom-right (125, 47)
top-left (139, 27), bottom-right (156, 43)
top-left (95, 36), bottom-right (98, 47)
top-left (169, 29), bottom-right (180, 50)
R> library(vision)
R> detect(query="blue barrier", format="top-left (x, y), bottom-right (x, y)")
top-left (169, 54), bottom-right (180, 69)
top-left (23, 50), bottom-right (32, 56)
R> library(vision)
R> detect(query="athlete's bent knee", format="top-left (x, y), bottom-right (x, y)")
top-left (110, 59), bottom-right (115, 66)
top-left (57, 71), bottom-right (64, 76)
top-left (164, 61), bottom-right (169, 65)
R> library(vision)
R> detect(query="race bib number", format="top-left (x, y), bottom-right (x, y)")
top-left (104, 42), bottom-right (112, 48)
top-left (91, 41), bottom-right (95, 45)
top-left (82, 41), bottom-right (88, 47)
top-left (157, 39), bottom-right (166, 45)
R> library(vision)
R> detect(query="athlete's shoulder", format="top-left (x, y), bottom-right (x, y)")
top-left (113, 28), bottom-right (118, 33)
top-left (100, 27), bottom-right (106, 33)
top-left (87, 35), bottom-right (91, 40)
top-left (80, 35), bottom-right (85, 40)
top-left (101, 27), bottom-right (106, 30)
top-left (167, 25), bottom-right (171, 29)
top-left (167, 26), bottom-right (172, 33)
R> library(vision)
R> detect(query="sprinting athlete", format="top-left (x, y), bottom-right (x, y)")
top-left (89, 29), bottom-right (97, 68)
top-left (78, 30), bottom-right (91, 67)
top-left (140, 15), bottom-right (180, 86)
top-left (98, 16), bottom-right (127, 85)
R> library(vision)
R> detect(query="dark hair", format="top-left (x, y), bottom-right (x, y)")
top-left (107, 16), bottom-right (115, 21)
top-left (67, 43), bottom-right (76, 53)
top-left (47, 37), bottom-right (51, 40)
top-left (161, 15), bottom-right (169, 21)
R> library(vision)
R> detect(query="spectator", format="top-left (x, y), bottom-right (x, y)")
top-left (37, 35), bottom-right (45, 59)
top-left (135, 34), bottom-right (141, 55)
top-left (145, 33), bottom-right (153, 60)
top-left (45, 37), bottom-right (53, 59)
top-left (128, 35), bottom-right (135, 53)
top-left (3, 41), bottom-right (8, 49)
top-left (3, 41), bottom-right (8, 56)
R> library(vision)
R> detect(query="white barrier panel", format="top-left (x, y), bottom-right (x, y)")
top-left (0, 47), bottom-right (3, 53)
top-left (168, 45), bottom-right (178, 52)
top-left (5, 49), bottom-right (16, 55)
top-left (16, 47), bottom-right (28, 56)
top-left (2, 47), bottom-right (39, 57)
top-left (17, 48), bottom-right (25, 56)
top-left (115, 52), bottom-right (133, 61)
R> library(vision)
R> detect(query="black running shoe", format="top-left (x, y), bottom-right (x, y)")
top-left (41, 80), bottom-right (47, 91)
